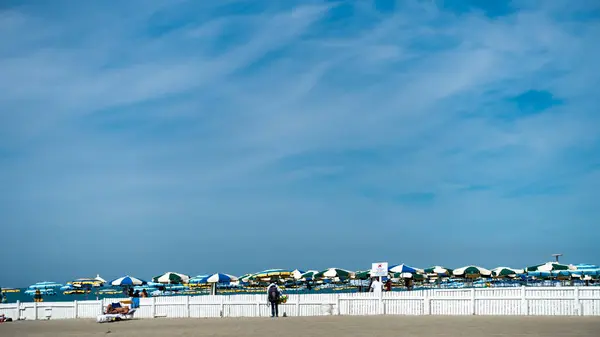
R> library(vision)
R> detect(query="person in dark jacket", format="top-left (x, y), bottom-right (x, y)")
top-left (266, 283), bottom-right (282, 318)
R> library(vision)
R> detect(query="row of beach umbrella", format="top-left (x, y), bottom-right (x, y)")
top-left (32, 262), bottom-right (597, 290)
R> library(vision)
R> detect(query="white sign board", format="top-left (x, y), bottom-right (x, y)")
top-left (371, 262), bottom-right (388, 277)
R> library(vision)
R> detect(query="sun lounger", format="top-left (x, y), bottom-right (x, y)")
top-left (96, 309), bottom-right (136, 323)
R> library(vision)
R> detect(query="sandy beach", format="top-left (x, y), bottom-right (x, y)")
top-left (1, 316), bottom-right (599, 337)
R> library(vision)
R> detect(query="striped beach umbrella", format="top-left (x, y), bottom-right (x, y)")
top-left (188, 275), bottom-right (209, 285)
top-left (250, 269), bottom-right (293, 281)
top-left (109, 275), bottom-right (147, 286)
top-left (453, 266), bottom-right (492, 278)
top-left (389, 264), bottom-right (423, 274)
top-left (491, 267), bottom-right (524, 278)
top-left (354, 270), bottom-right (371, 280)
top-left (292, 269), bottom-right (306, 280)
top-left (526, 262), bottom-right (576, 272)
top-left (391, 272), bottom-right (425, 281)
top-left (424, 266), bottom-right (453, 276)
top-left (201, 273), bottom-right (238, 284)
top-left (314, 268), bottom-right (353, 280)
top-left (152, 272), bottom-right (190, 284)
top-left (299, 270), bottom-right (319, 281)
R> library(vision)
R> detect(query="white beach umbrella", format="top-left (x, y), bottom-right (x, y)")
top-left (292, 269), bottom-right (306, 280)
top-left (152, 272), bottom-right (190, 284)
top-left (110, 275), bottom-right (147, 286)
top-left (201, 273), bottom-right (238, 284)
top-left (453, 266), bottom-right (492, 278)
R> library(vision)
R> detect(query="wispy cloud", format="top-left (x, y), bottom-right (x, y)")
top-left (1, 0), bottom-right (599, 285)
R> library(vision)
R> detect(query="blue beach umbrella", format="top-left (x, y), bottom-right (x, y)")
top-left (188, 275), bottom-right (210, 284)
top-left (200, 273), bottom-right (238, 284)
top-left (28, 281), bottom-right (63, 289)
top-left (109, 275), bottom-right (147, 286)
top-left (389, 264), bottom-right (423, 274)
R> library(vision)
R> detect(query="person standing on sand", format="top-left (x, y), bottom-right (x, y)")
top-left (267, 282), bottom-right (282, 318)
top-left (370, 277), bottom-right (383, 296)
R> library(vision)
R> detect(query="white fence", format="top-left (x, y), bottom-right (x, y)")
top-left (2, 287), bottom-right (600, 320)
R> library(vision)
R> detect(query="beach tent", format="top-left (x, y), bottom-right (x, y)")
top-left (95, 274), bottom-right (107, 283)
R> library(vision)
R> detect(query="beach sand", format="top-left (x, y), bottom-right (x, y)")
top-left (1, 316), bottom-right (599, 337)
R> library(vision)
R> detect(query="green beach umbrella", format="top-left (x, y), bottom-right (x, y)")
top-left (314, 268), bottom-right (353, 280)
top-left (526, 262), bottom-right (576, 272)
top-left (354, 270), bottom-right (371, 280)
top-left (424, 266), bottom-right (453, 276)
top-left (152, 272), bottom-right (190, 284)
top-left (299, 270), bottom-right (319, 280)
top-left (391, 272), bottom-right (425, 281)
top-left (491, 267), bottom-right (523, 278)
top-left (453, 265), bottom-right (492, 278)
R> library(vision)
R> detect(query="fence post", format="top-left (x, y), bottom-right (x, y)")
top-left (220, 296), bottom-right (225, 318)
top-left (470, 288), bottom-right (476, 315)
top-left (15, 300), bottom-right (20, 320)
top-left (336, 294), bottom-right (341, 315)
top-left (520, 286), bottom-right (528, 315)
top-left (186, 296), bottom-right (190, 318)
top-left (256, 298), bottom-right (261, 317)
top-left (378, 290), bottom-right (383, 315)
top-left (151, 297), bottom-right (156, 318)
top-left (424, 294), bottom-right (430, 315)
top-left (34, 301), bottom-right (38, 320)
top-left (73, 300), bottom-right (78, 319)
top-left (296, 295), bottom-right (301, 316)
top-left (574, 287), bottom-right (581, 316)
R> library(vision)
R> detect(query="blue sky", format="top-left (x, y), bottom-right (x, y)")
top-left (1, 0), bottom-right (599, 286)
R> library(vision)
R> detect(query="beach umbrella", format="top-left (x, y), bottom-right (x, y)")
top-left (152, 272), bottom-right (190, 284)
top-left (314, 268), bottom-right (353, 280)
top-left (95, 274), bottom-right (107, 283)
top-left (189, 275), bottom-right (209, 283)
top-left (236, 274), bottom-right (255, 283)
top-left (249, 269), bottom-right (293, 281)
top-left (70, 278), bottom-right (104, 288)
top-left (491, 267), bottom-right (523, 278)
top-left (424, 266), bottom-right (453, 276)
top-left (200, 273), bottom-right (238, 284)
top-left (526, 262), bottom-right (576, 272)
top-left (354, 270), bottom-right (371, 280)
top-left (299, 270), bottom-right (319, 281)
top-left (109, 275), bottom-right (147, 286)
top-left (391, 272), bottom-right (425, 281)
top-left (28, 282), bottom-right (63, 289)
top-left (551, 270), bottom-right (572, 279)
top-left (389, 264), bottom-right (423, 274)
top-left (526, 271), bottom-right (552, 279)
top-left (292, 269), bottom-right (306, 280)
top-left (453, 266), bottom-right (492, 278)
